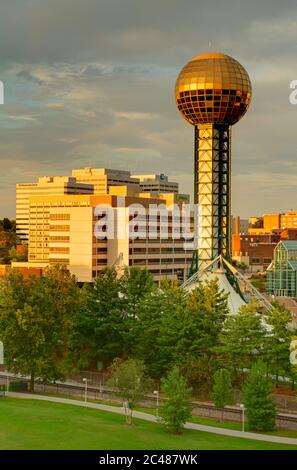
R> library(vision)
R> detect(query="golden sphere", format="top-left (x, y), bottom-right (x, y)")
top-left (175, 52), bottom-right (252, 126)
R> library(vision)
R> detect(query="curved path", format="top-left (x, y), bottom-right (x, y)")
top-left (8, 392), bottom-right (297, 446)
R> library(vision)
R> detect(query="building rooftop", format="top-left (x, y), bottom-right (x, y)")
top-left (280, 240), bottom-right (297, 250)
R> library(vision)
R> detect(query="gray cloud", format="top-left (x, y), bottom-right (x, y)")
top-left (1, 0), bottom-right (297, 217)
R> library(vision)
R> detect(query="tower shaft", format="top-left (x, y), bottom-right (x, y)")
top-left (194, 124), bottom-right (231, 270)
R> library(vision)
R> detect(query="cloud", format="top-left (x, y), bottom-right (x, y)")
top-left (1, 0), bottom-right (297, 217)
top-left (113, 111), bottom-right (159, 121)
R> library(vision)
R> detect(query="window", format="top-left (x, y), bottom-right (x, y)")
top-left (252, 257), bottom-right (260, 264)
top-left (97, 247), bottom-right (107, 254)
top-left (50, 214), bottom-right (70, 220)
top-left (264, 258), bottom-right (271, 264)
top-left (50, 258), bottom-right (69, 263)
top-left (49, 247), bottom-right (69, 253)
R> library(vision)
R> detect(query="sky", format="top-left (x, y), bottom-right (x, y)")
top-left (1, 0), bottom-right (297, 218)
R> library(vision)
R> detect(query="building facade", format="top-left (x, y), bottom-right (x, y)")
top-left (14, 186), bottom-right (193, 283)
top-left (281, 211), bottom-right (297, 230)
top-left (16, 176), bottom-right (93, 241)
top-left (232, 233), bottom-right (278, 272)
top-left (71, 167), bottom-right (140, 194)
top-left (232, 216), bottom-right (249, 235)
top-left (267, 240), bottom-right (297, 298)
top-left (131, 173), bottom-right (179, 194)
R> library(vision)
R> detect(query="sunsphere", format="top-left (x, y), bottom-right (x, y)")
top-left (175, 52), bottom-right (252, 272)
top-left (175, 52), bottom-right (251, 126)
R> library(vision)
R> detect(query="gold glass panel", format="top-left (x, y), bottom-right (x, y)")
top-left (175, 52), bottom-right (252, 125)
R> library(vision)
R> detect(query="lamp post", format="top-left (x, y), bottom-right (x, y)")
top-left (83, 378), bottom-right (88, 403)
top-left (153, 390), bottom-right (159, 417)
top-left (240, 404), bottom-right (245, 432)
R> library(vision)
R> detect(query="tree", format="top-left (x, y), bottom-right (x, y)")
top-left (0, 266), bottom-right (80, 391)
top-left (289, 335), bottom-right (297, 389)
top-left (263, 303), bottom-right (296, 387)
top-left (160, 367), bottom-right (192, 434)
top-left (133, 278), bottom-right (229, 379)
top-left (180, 355), bottom-right (219, 398)
top-left (9, 244), bottom-right (28, 262)
top-left (185, 279), bottom-right (229, 356)
top-left (217, 300), bottom-right (266, 384)
top-left (120, 267), bottom-right (155, 353)
top-left (132, 280), bottom-right (186, 378)
top-left (243, 361), bottom-right (276, 431)
top-left (120, 266), bottom-right (155, 320)
top-left (2, 218), bottom-right (15, 232)
top-left (70, 268), bottom-right (125, 369)
top-left (107, 358), bottom-right (150, 424)
top-left (211, 368), bottom-right (234, 421)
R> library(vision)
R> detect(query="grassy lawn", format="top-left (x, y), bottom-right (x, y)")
top-left (136, 406), bottom-right (297, 439)
top-left (0, 398), bottom-right (297, 450)
top-left (15, 391), bottom-right (297, 440)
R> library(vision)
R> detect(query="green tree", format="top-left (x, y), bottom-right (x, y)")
top-left (70, 268), bottom-right (124, 369)
top-left (243, 361), bottom-right (276, 431)
top-left (160, 367), bottom-right (192, 434)
top-left (185, 279), bottom-right (229, 355)
top-left (0, 266), bottom-right (80, 391)
top-left (263, 303), bottom-right (296, 386)
top-left (133, 280), bottom-right (186, 378)
top-left (107, 358), bottom-right (150, 424)
top-left (217, 300), bottom-right (266, 384)
top-left (211, 368), bottom-right (234, 420)
top-left (2, 218), bottom-right (15, 231)
top-left (181, 355), bottom-right (219, 398)
top-left (9, 244), bottom-right (28, 262)
top-left (133, 278), bottom-right (229, 379)
top-left (289, 335), bottom-right (297, 389)
top-left (120, 267), bottom-right (155, 352)
top-left (120, 266), bottom-right (155, 319)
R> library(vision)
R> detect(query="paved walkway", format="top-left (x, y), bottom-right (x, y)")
top-left (7, 392), bottom-right (297, 446)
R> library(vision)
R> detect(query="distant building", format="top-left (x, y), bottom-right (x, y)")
top-left (12, 185), bottom-right (193, 283)
top-left (248, 211), bottom-right (297, 236)
top-left (72, 167), bottom-right (139, 194)
top-left (232, 233), bottom-right (278, 273)
top-left (281, 211), bottom-right (297, 230)
top-left (232, 228), bottom-right (297, 273)
top-left (17, 170), bottom-right (182, 242)
top-left (232, 216), bottom-right (249, 235)
top-left (248, 213), bottom-right (280, 235)
top-left (16, 176), bottom-right (93, 241)
top-left (131, 173), bottom-right (179, 194)
top-left (267, 240), bottom-right (297, 298)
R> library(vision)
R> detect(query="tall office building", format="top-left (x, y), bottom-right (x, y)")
top-left (16, 169), bottom-right (183, 243)
top-left (16, 176), bottom-right (93, 241)
top-left (13, 185), bottom-right (193, 283)
top-left (131, 173), bottom-right (179, 194)
top-left (71, 167), bottom-right (139, 193)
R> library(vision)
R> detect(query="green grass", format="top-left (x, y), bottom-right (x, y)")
top-left (0, 398), bottom-right (297, 450)
top-left (21, 391), bottom-right (297, 440)
top-left (136, 406), bottom-right (297, 439)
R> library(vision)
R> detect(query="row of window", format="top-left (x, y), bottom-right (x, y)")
top-left (49, 225), bottom-right (70, 231)
top-left (49, 247), bottom-right (70, 253)
top-left (251, 258), bottom-right (272, 264)
top-left (49, 214), bottom-right (70, 220)
top-left (131, 258), bottom-right (190, 265)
